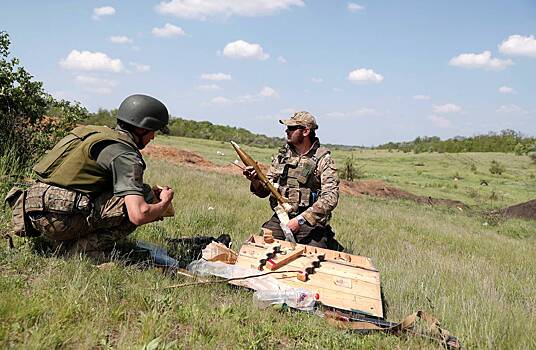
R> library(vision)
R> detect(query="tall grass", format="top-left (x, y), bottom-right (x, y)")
top-left (1, 141), bottom-right (535, 349)
top-left (0, 144), bottom-right (28, 196)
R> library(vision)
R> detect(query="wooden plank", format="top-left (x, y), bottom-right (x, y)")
top-left (266, 246), bottom-right (305, 270)
top-left (296, 253), bottom-right (325, 282)
top-left (236, 255), bottom-right (381, 303)
top-left (281, 279), bottom-right (383, 317)
top-left (234, 236), bottom-right (384, 318)
top-left (239, 245), bottom-right (380, 284)
top-left (229, 275), bottom-right (383, 317)
top-left (246, 235), bottom-right (377, 270)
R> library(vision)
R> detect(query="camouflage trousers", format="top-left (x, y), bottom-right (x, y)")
top-left (23, 182), bottom-right (137, 258)
top-left (261, 214), bottom-right (344, 251)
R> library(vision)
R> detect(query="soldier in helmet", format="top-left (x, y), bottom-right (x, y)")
top-left (243, 111), bottom-right (342, 250)
top-left (8, 94), bottom-right (174, 261)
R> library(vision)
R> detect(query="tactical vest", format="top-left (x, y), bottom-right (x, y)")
top-left (269, 144), bottom-right (330, 214)
top-left (33, 125), bottom-right (143, 195)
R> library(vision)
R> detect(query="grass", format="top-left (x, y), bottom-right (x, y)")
top-left (1, 136), bottom-right (536, 349)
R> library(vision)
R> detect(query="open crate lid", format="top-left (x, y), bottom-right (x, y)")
top-left (230, 235), bottom-right (384, 318)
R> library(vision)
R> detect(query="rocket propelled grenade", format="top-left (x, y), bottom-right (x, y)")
top-left (230, 141), bottom-right (291, 212)
top-left (231, 141), bottom-right (296, 243)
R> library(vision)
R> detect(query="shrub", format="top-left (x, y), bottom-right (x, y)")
top-left (489, 160), bottom-right (505, 175)
top-left (529, 152), bottom-right (536, 164)
top-left (470, 163), bottom-right (477, 173)
top-left (0, 31), bottom-right (88, 196)
top-left (339, 155), bottom-right (365, 181)
top-left (0, 31), bottom-right (87, 170)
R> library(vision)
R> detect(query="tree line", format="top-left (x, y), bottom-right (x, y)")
top-left (84, 108), bottom-right (286, 148)
top-left (376, 130), bottom-right (536, 155)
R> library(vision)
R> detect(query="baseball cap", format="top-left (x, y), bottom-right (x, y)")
top-left (279, 111), bottom-right (318, 130)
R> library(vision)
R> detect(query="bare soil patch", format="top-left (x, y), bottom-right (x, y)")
top-left (143, 145), bottom-right (214, 168)
top-left (143, 145), bottom-right (467, 209)
top-left (340, 179), bottom-right (468, 210)
top-left (500, 200), bottom-right (536, 220)
top-left (143, 144), bottom-right (268, 175)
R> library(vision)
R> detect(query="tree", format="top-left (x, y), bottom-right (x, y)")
top-left (0, 31), bottom-right (87, 168)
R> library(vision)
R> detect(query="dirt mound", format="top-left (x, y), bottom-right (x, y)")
top-left (500, 200), bottom-right (536, 220)
top-left (142, 145), bottom-right (214, 168)
top-left (143, 145), bottom-right (467, 210)
top-left (341, 179), bottom-right (467, 210)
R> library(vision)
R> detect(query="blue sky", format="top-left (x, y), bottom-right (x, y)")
top-left (2, 1), bottom-right (535, 146)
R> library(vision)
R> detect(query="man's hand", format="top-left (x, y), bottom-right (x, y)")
top-left (125, 185), bottom-right (174, 226)
top-left (158, 186), bottom-right (174, 205)
top-left (287, 217), bottom-right (301, 233)
top-left (243, 166), bottom-right (258, 181)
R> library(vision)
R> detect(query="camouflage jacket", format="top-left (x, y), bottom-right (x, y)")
top-left (252, 139), bottom-right (339, 226)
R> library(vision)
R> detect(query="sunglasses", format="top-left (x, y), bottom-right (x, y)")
top-left (285, 125), bottom-right (305, 132)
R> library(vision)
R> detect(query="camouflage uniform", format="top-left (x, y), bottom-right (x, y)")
top-left (6, 125), bottom-right (152, 259)
top-left (251, 138), bottom-right (341, 249)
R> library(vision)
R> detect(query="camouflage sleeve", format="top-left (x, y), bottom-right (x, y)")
top-left (301, 154), bottom-right (339, 226)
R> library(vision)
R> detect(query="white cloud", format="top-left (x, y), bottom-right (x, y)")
top-left (209, 86), bottom-right (278, 104)
top-left (498, 35), bottom-right (536, 57)
top-left (152, 23), bottom-right (186, 37)
top-left (428, 115), bottom-right (451, 128)
top-left (236, 94), bottom-right (256, 103)
top-left (201, 72), bottom-right (232, 81)
top-left (347, 3), bottom-right (364, 12)
top-left (211, 96), bottom-right (232, 105)
top-left (59, 50), bottom-right (124, 73)
top-left (347, 68), bottom-right (384, 83)
top-left (325, 108), bottom-right (380, 118)
top-left (413, 94), bottom-right (431, 101)
top-left (311, 77), bottom-right (323, 83)
top-left (197, 84), bottom-right (221, 91)
top-left (277, 56), bottom-right (287, 63)
top-left (93, 6), bottom-right (115, 19)
top-left (155, 0), bottom-right (304, 20)
top-left (109, 36), bottom-right (133, 44)
top-left (498, 86), bottom-right (515, 94)
top-left (129, 62), bottom-right (151, 72)
top-left (448, 50), bottom-right (513, 70)
top-left (75, 75), bottom-right (117, 94)
top-left (433, 103), bottom-right (462, 114)
top-left (259, 86), bottom-right (278, 98)
top-left (223, 40), bottom-right (269, 60)
top-left (496, 104), bottom-right (526, 113)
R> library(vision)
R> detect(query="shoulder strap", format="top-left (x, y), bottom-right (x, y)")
top-left (312, 146), bottom-right (330, 163)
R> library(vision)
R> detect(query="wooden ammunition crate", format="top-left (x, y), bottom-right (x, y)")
top-left (230, 235), bottom-right (383, 318)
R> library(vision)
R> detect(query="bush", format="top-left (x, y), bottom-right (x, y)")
top-left (0, 31), bottom-right (88, 193)
top-left (339, 155), bottom-right (365, 181)
top-left (489, 160), bottom-right (505, 175)
top-left (470, 163), bottom-right (477, 173)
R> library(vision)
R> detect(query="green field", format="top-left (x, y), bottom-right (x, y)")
top-left (1, 136), bottom-right (535, 349)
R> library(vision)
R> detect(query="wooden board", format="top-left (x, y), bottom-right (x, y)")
top-left (230, 235), bottom-right (383, 318)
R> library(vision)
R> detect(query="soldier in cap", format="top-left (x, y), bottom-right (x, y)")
top-left (6, 94), bottom-right (174, 261)
top-left (243, 111), bottom-right (342, 250)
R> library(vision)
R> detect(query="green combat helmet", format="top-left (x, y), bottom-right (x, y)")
top-left (117, 94), bottom-right (170, 133)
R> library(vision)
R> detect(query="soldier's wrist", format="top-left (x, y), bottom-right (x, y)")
top-left (296, 215), bottom-right (307, 226)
